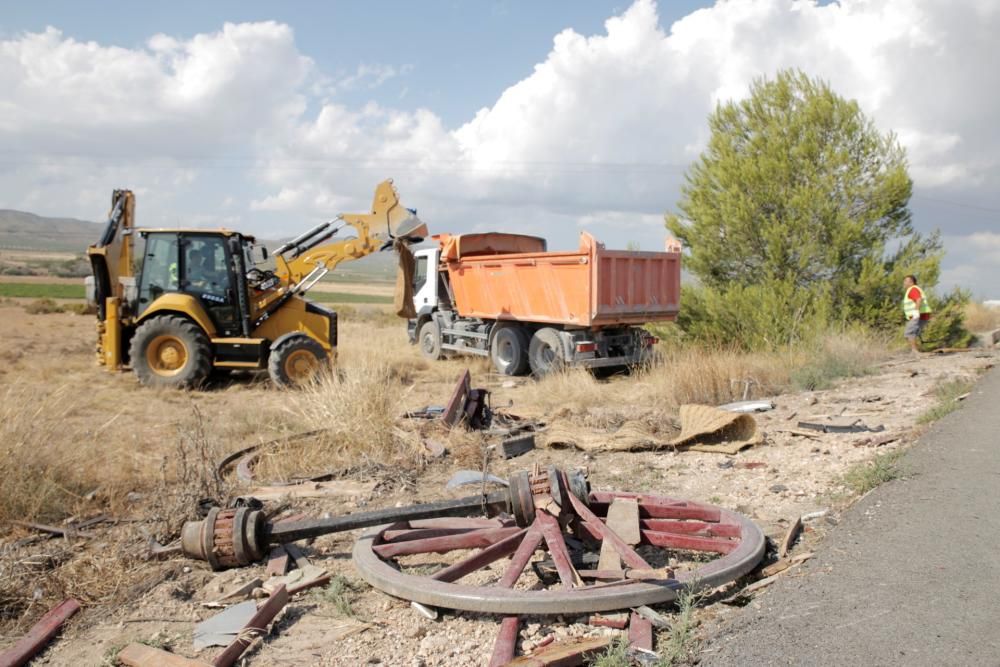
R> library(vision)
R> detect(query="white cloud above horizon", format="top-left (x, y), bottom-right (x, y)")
top-left (1, 0), bottom-right (999, 294)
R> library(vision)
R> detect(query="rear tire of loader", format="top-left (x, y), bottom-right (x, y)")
top-left (528, 327), bottom-right (566, 377)
top-left (268, 335), bottom-right (328, 388)
top-left (491, 325), bottom-right (529, 376)
top-left (418, 320), bottom-right (444, 361)
top-left (130, 315), bottom-right (212, 389)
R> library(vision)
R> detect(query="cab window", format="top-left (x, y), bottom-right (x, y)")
top-left (413, 255), bottom-right (428, 293)
top-left (137, 233), bottom-right (179, 313)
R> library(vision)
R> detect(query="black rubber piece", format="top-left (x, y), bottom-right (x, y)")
top-left (418, 319), bottom-right (443, 360)
top-left (490, 325), bottom-right (530, 376)
top-left (267, 335), bottom-right (328, 388)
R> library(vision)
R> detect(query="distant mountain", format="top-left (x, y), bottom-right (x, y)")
top-left (0, 210), bottom-right (103, 253)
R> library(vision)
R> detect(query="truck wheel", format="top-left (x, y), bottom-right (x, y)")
top-left (269, 336), bottom-right (328, 388)
top-left (528, 328), bottom-right (566, 377)
top-left (491, 326), bottom-right (529, 375)
top-left (418, 320), bottom-right (444, 360)
top-left (130, 315), bottom-right (212, 388)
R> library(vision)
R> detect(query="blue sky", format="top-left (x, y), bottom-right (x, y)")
top-left (1, 1), bottom-right (998, 295)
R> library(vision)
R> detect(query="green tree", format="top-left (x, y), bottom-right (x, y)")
top-left (667, 69), bottom-right (945, 347)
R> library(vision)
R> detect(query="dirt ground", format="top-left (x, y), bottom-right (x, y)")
top-left (0, 303), bottom-right (995, 666)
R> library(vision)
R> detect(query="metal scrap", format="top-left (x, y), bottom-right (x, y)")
top-left (797, 420), bottom-right (885, 434)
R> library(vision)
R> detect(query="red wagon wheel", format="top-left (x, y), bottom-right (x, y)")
top-left (353, 481), bottom-right (765, 615)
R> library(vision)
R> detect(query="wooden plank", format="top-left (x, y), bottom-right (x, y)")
top-left (778, 516), bottom-right (804, 559)
top-left (628, 611), bottom-right (653, 651)
top-left (506, 636), bottom-right (611, 666)
top-left (0, 598), bottom-right (80, 667)
top-left (212, 585), bottom-right (289, 667)
top-left (118, 643), bottom-right (211, 667)
top-left (265, 546), bottom-right (290, 576)
top-left (597, 497), bottom-right (639, 572)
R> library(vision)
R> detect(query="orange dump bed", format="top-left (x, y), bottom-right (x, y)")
top-left (439, 232), bottom-right (681, 327)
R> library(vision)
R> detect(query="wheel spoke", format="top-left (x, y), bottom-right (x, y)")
top-left (372, 526), bottom-right (522, 558)
top-left (535, 510), bottom-right (582, 589)
top-left (431, 528), bottom-right (527, 583)
top-left (636, 519), bottom-right (740, 538)
top-left (567, 494), bottom-right (650, 570)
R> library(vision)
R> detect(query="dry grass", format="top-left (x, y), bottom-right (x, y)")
top-left (964, 301), bottom-right (1000, 332)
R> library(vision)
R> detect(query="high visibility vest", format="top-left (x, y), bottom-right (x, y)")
top-left (902, 285), bottom-right (931, 319)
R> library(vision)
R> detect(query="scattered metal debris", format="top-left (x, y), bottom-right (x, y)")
top-left (193, 600), bottom-right (258, 649)
top-left (445, 469), bottom-right (509, 490)
top-left (797, 420), bottom-right (885, 434)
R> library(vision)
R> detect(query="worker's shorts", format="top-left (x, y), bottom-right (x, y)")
top-left (904, 317), bottom-right (927, 339)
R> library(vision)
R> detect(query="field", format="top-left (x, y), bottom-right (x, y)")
top-left (0, 300), bottom-right (994, 666)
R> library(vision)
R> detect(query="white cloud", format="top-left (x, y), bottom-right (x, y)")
top-left (1, 1), bottom-right (999, 289)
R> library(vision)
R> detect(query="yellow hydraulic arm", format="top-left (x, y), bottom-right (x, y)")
top-left (272, 179), bottom-right (427, 293)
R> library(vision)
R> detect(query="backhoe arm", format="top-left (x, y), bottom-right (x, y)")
top-left (274, 180), bottom-right (427, 292)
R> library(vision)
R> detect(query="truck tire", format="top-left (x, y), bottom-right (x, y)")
top-left (490, 325), bottom-right (529, 376)
top-left (130, 315), bottom-right (212, 388)
top-left (528, 328), bottom-right (567, 377)
top-left (269, 335), bottom-right (328, 388)
top-left (418, 320), bottom-right (444, 360)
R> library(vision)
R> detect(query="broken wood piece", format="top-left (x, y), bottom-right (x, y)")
top-left (597, 497), bottom-right (640, 572)
top-left (282, 543), bottom-right (312, 568)
top-left (744, 563), bottom-right (802, 594)
top-left (262, 563), bottom-right (327, 595)
top-left (243, 480), bottom-right (376, 501)
top-left (628, 611), bottom-right (653, 652)
top-left (202, 578), bottom-right (263, 607)
top-left (0, 598), bottom-right (81, 667)
top-left (588, 612), bottom-right (628, 629)
top-left (632, 605), bottom-right (671, 630)
top-left (772, 428), bottom-right (822, 440)
top-left (853, 433), bottom-right (900, 448)
top-left (10, 520), bottom-right (95, 539)
top-left (500, 433), bottom-right (535, 459)
top-left (211, 585), bottom-right (288, 667)
top-left (506, 636), bottom-right (611, 666)
top-left (117, 643), bottom-right (211, 667)
top-left (778, 516), bottom-right (803, 559)
top-left (265, 546), bottom-right (290, 576)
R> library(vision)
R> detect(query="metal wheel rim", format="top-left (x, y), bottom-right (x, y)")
top-left (421, 331), bottom-right (436, 355)
top-left (146, 334), bottom-right (188, 377)
top-left (284, 348), bottom-right (318, 382)
top-left (352, 492), bottom-right (765, 615)
top-left (498, 338), bottom-right (515, 366)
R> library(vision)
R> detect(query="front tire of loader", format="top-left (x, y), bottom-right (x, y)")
top-left (528, 327), bottom-right (567, 377)
top-left (491, 325), bottom-right (529, 375)
top-left (418, 320), bottom-right (444, 361)
top-left (130, 315), bottom-right (212, 389)
top-left (268, 335), bottom-right (328, 388)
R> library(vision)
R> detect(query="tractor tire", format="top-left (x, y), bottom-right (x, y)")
top-left (130, 315), bottom-right (212, 389)
top-left (418, 319), bottom-right (444, 361)
top-left (490, 325), bottom-right (529, 376)
top-left (528, 327), bottom-right (567, 377)
top-left (268, 336), bottom-right (328, 388)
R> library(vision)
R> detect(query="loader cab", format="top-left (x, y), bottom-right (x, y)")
top-left (137, 231), bottom-right (247, 337)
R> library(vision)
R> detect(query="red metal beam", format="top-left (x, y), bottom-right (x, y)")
top-left (0, 598), bottom-right (81, 667)
top-left (488, 528), bottom-right (544, 667)
top-left (372, 526), bottom-right (522, 558)
top-left (382, 527), bottom-right (486, 543)
top-left (489, 616), bottom-right (520, 667)
top-left (536, 510), bottom-right (581, 590)
top-left (431, 528), bottom-right (528, 583)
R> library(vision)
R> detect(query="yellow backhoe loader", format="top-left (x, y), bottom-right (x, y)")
top-left (85, 180), bottom-right (426, 388)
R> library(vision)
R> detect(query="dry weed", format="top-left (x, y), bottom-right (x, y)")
top-left (963, 301), bottom-right (1000, 332)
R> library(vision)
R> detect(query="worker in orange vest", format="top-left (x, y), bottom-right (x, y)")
top-left (902, 274), bottom-right (932, 354)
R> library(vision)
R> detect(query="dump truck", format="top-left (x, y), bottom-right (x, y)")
top-left (86, 180), bottom-right (426, 388)
top-left (408, 231), bottom-right (681, 376)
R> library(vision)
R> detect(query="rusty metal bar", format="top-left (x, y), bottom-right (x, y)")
top-left (488, 527), bottom-right (545, 666)
top-left (637, 518), bottom-right (740, 537)
top-left (0, 598), bottom-right (81, 667)
top-left (535, 510), bottom-right (581, 590)
top-left (488, 616), bottom-right (520, 667)
top-left (590, 492), bottom-right (721, 522)
top-left (268, 492), bottom-right (509, 544)
top-left (628, 611), bottom-right (653, 651)
top-left (640, 530), bottom-right (737, 554)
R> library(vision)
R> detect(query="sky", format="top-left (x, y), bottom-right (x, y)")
top-left (1, 0), bottom-right (998, 295)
